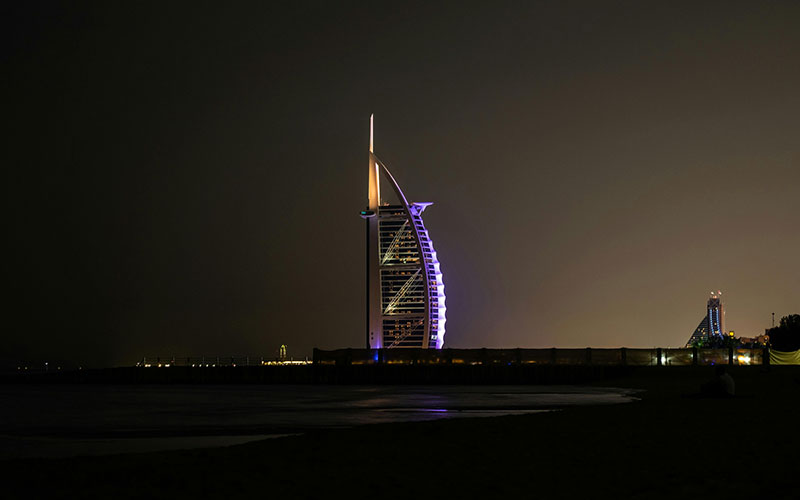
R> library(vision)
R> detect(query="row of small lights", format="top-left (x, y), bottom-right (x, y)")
top-left (17, 366), bottom-right (82, 370)
top-left (136, 361), bottom-right (307, 368)
top-left (658, 354), bottom-right (752, 365)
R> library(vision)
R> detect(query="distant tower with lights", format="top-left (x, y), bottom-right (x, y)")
top-left (360, 116), bottom-right (446, 349)
top-left (685, 291), bottom-right (725, 347)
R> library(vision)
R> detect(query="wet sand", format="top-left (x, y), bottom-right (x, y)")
top-left (3, 366), bottom-right (799, 499)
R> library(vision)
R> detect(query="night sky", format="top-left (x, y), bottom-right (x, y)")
top-left (4, 1), bottom-right (799, 367)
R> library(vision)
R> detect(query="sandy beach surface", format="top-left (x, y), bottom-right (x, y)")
top-left (3, 366), bottom-right (798, 499)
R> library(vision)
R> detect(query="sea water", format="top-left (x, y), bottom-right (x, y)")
top-left (0, 384), bottom-right (637, 459)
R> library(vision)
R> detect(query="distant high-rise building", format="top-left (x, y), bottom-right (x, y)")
top-left (685, 291), bottom-right (725, 347)
top-left (361, 116), bottom-right (446, 349)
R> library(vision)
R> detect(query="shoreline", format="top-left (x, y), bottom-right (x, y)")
top-left (0, 385), bottom-right (637, 460)
top-left (3, 367), bottom-right (799, 498)
top-left (1, 363), bottom-right (787, 385)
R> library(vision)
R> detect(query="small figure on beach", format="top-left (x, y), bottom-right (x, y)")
top-left (700, 365), bottom-right (735, 398)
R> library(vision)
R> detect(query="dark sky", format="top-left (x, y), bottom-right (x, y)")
top-left (4, 1), bottom-right (799, 367)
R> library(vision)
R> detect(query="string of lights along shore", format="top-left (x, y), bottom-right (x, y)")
top-left (360, 116), bottom-right (446, 349)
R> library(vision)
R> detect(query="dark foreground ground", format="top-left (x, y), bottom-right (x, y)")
top-left (3, 366), bottom-right (799, 499)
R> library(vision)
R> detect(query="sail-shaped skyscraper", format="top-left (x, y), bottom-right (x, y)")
top-left (360, 116), bottom-right (446, 349)
top-left (685, 291), bottom-right (725, 347)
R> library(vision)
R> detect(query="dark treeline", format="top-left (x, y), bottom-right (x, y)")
top-left (767, 314), bottom-right (800, 351)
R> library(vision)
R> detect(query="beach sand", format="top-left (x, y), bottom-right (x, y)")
top-left (4, 366), bottom-right (799, 499)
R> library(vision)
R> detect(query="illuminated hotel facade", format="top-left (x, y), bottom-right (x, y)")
top-left (360, 116), bottom-right (446, 349)
top-left (685, 291), bottom-right (725, 347)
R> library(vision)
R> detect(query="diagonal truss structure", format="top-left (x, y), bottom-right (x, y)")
top-left (361, 116), bottom-right (446, 349)
top-left (381, 220), bottom-right (409, 265)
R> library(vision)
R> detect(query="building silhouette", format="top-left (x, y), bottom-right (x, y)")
top-left (685, 291), bottom-right (725, 347)
top-left (361, 116), bottom-right (446, 349)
